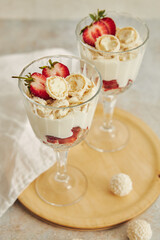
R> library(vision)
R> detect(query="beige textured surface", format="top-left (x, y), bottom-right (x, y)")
top-left (0, 0), bottom-right (159, 20)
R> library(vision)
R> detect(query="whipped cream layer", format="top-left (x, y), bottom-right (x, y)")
top-left (80, 46), bottom-right (143, 88)
top-left (25, 98), bottom-right (97, 139)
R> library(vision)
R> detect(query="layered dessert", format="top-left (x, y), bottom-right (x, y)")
top-left (19, 59), bottom-right (98, 148)
top-left (79, 9), bottom-right (144, 94)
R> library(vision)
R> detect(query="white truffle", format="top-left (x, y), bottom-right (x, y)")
top-left (127, 219), bottom-right (152, 240)
top-left (110, 173), bottom-right (132, 196)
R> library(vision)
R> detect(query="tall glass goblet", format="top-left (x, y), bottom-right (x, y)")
top-left (76, 11), bottom-right (149, 152)
top-left (18, 55), bottom-right (102, 206)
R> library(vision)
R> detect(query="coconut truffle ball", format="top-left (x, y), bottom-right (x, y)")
top-left (110, 173), bottom-right (132, 196)
top-left (127, 219), bottom-right (152, 240)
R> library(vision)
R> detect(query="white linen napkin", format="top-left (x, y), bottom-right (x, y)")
top-left (0, 48), bottom-right (72, 217)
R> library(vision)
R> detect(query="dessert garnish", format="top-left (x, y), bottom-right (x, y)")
top-left (13, 72), bottom-right (50, 100)
top-left (46, 76), bottom-right (69, 100)
top-left (66, 74), bottom-right (88, 98)
top-left (12, 59), bottom-right (70, 100)
top-left (116, 27), bottom-right (139, 49)
top-left (40, 59), bottom-right (70, 78)
top-left (95, 35), bottom-right (120, 52)
top-left (12, 59), bottom-right (96, 108)
top-left (80, 9), bottom-right (116, 47)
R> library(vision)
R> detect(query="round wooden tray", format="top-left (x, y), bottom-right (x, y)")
top-left (18, 106), bottom-right (160, 230)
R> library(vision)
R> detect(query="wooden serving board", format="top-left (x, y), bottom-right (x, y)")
top-left (18, 106), bottom-right (160, 230)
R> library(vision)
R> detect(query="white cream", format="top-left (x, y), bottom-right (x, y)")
top-left (81, 46), bottom-right (144, 88)
top-left (25, 99), bottom-right (97, 140)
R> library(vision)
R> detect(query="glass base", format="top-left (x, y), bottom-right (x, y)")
top-left (85, 117), bottom-right (129, 152)
top-left (35, 165), bottom-right (87, 206)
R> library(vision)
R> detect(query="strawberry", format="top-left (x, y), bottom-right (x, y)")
top-left (28, 73), bottom-right (50, 99)
top-left (46, 127), bottom-right (82, 145)
top-left (103, 80), bottom-right (119, 91)
top-left (81, 9), bottom-right (116, 46)
top-left (58, 135), bottom-right (77, 144)
top-left (46, 135), bottom-right (58, 144)
top-left (82, 21), bottom-right (109, 47)
top-left (46, 134), bottom-right (76, 145)
top-left (72, 127), bottom-right (81, 137)
top-left (12, 72), bottom-right (50, 99)
top-left (100, 17), bottom-right (116, 35)
top-left (58, 127), bottom-right (81, 144)
top-left (40, 59), bottom-right (70, 78)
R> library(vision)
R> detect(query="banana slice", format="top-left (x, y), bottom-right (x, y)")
top-left (95, 35), bottom-right (120, 52)
top-left (66, 74), bottom-right (87, 98)
top-left (116, 27), bottom-right (139, 49)
top-left (46, 76), bottom-right (68, 100)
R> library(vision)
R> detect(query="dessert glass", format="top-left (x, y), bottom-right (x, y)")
top-left (76, 11), bottom-right (149, 152)
top-left (18, 55), bottom-right (102, 206)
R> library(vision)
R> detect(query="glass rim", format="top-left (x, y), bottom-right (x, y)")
top-left (18, 54), bottom-right (102, 110)
top-left (75, 10), bottom-right (149, 55)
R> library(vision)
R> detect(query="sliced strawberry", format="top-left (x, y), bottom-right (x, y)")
top-left (72, 127), bottom-right (81, 137)
top-left (58, 135), bottom-right (77, 144)
top-left (46, 135), bottom-right (58, 144)
top-left (59, 127), bottom-right (82, 144)
top-left (46, 134), bottom-right (76, 145)
top-left (100, 17), bottom-right (116, 35)
top-left (41, 60), bottom-right (70, 78)
top-left (83, 21), bottom-right (109, 47)
top-left (46, 127), bottom-right (82, 145)
top-left (103, 80), bottom-right (119, 91)
top-left (29, 72), bottom-right (50, 100)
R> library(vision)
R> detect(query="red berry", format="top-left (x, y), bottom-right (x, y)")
top-left (30, 73), bottom-right (50, 100)
top-left (127, 79), bottom-right (133, 85)
top-left (83, 20), bottom-right (109, 47)
top-left (103, 80), bottom-right (119, 91)
top-left (46, 135), bottom-right (58, 144)
top-left (72, 127), bottom-right (81, 137)
top-left (42, 62), bottom-right (70, 78)
top-left (46, 127), bottom-right (82, 145)
top-left (58, 135), bottom-right (77, 144)
top-left (100, 17), bottom-right (116, 35)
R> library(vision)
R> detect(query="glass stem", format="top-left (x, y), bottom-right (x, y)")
top-left (54, 150), bottom-right (69, 182)
top-left (102, 94), bottom-right (117, 131)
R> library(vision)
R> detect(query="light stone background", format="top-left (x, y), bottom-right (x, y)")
top-left (0, 0), bottom-right (159, 20)
top-left (0, 0), bottom-right (160, 239)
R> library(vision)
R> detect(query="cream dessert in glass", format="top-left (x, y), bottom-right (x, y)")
top-left (76, 10), bottom-right (149, 152)
top-left (14, 55), bottom-right (102, 206)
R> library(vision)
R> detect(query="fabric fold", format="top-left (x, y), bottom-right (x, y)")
top-left (0, 48), bottom-right (72, 217)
